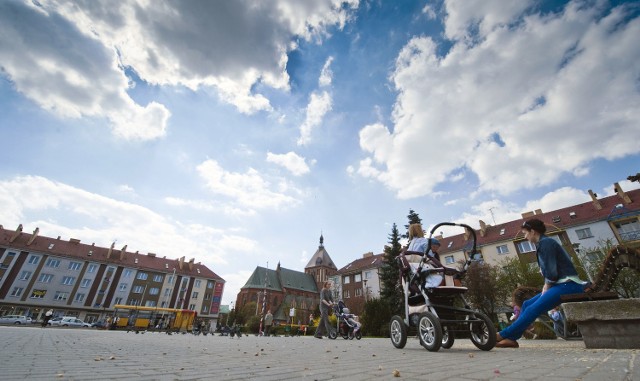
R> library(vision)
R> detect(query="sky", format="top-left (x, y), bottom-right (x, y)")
top-left (1, 0), bottom-right (639, 306)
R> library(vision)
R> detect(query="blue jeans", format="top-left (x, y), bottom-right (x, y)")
top-left (499, 281), bottom-right (584, 341)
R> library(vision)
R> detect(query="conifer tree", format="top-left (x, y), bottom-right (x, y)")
top-left (402, 209), bottom-right (423, 239)
top-left (379, 223), bottom-right (404, 314)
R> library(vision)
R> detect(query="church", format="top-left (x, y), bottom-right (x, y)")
top-left (235, 235), bottom-right (337, 323)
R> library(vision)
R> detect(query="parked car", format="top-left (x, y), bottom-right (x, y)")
top-left (50, 316), bottom-right (91, 327)
top-left (47, 316), bottom-right (62, 326)
top-left (91, 320), bottom-right (108, 329)
top-left (0, 315), bottom-right (32, 325)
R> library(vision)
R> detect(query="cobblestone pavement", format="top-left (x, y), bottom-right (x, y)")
top-left (0, 325), bottom-right (637, 381)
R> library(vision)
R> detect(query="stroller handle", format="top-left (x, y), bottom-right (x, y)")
top-left (427, 222), bottom-right (478, 263)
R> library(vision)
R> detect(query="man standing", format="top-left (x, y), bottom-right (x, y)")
top-left (315, 281), bottom-right (334, 339)
top-left (264, 310), bottom-right (273, 336)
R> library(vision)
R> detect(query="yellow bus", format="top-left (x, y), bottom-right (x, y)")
top-left (112, 305), bottom-right (197, 331)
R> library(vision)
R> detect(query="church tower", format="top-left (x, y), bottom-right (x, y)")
top-left (304, 234), bottom-right (338, 292)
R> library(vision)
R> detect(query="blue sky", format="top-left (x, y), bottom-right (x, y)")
top-left (1, 0), bottom-right (639, 305)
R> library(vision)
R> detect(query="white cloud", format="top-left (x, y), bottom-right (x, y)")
top-left (297, 90), bottom-right (333, 146)
top-left (319, 56), bottom-right (335, 87)
top-left (266, 152), bottom-right (310, 176)
top-left (356, 1), bottom-right (640, 199)
top-left (0, 175), bottom-right (254, 266)
top-left (196, 159), bottom-right (303, 210)
top-left (0, 1), bottom-right (170, 141)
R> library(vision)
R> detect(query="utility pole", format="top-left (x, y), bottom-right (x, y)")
top-left (488, 207), bottom-right (497, 225)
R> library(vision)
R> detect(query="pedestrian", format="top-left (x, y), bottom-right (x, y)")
top-left (315, 281), bottom-right (334, 339)
top-left (496, 218), bottom-right (585, 348)
top-left (42, 309), bottom-right (53, 327)
top-left (264, 309), bottom-right (273, 337)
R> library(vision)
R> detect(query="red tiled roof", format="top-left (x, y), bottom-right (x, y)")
top-left (338, 253), bottom-right (385, 274)
top-left (0, 226), bottom-right (224, 281)
top-left (437, 188), bottom-right (640, 254)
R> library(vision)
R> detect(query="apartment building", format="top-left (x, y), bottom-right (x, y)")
top-left (436, 184), bottom-right (640, 270)
top-left (0, 225), bottom-right (225, 325)
top-left (330, 252), bottom-right (384, 315)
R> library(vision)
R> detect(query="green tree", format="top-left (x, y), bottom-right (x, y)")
top-left (235, 301), bottom-right (257, 325)
top-left (379, 223), bottom-right (403, 315)
top-left (360, 297), bottom-right (392, 337)
top-left (496, 256), bottom-right (544, 293)
top-left (402, 209), bottom-right (422, 239)
top-left (462, 261), bottom-right (511, 322)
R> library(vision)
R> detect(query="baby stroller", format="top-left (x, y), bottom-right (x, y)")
top-left (329, 300), bottom-right (362, 340)
top-left (389, 222), bottom-right (496, 352)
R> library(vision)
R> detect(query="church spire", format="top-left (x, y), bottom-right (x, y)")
top-left (319, 232), bottom-right (324, 248)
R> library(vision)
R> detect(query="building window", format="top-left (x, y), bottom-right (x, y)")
top-left (344, 290), bottom-right (350, 298)
top-left (615, 220), bottom-right (640, 241)
top-left (496, 245), bottom-right (509, 255)
top-left (10, 287), bottom-right (24, 297)
top-left (38, 273), bottom-right (54, 283)
top-left (30, 290), bottom-right (46, 299)
top-left (61, 276), bottom-right (75, 286)
top-left (137, 272), bottom-right (148, 280)
top-left (354, 274), bottom-right (362, 282)
top-left (204, 293), bottom-right (211, 300)
top-left (192, 291), bottom-right (199, 299)
top-left (575, 228), bottom-right (594, 240)
top-left (129, 299), bottom-right (139, 306)
top-left (343, 276), bottom-right (350, 284)
top-left (161, 301), bottom-right (167, 308)
top-left (445, 255), bottom-right (455, 264)
top-left (114, 297), bottom-right (123, 305)
top-left (145, 300), bottom-right (157, 307)
top-left (68, 262), bottom-right (82, 271)
top-left (364, 271), bottom-right (371, 279)
top-left (202, 305), bottom-right (209, 313)
top-left (123, 269), bottom-right (133, 278)
top-left (46, 258), bottom-right (61, 268)
top-left (28, 255), bottom-right (40, 265)
top-left (355, 288), bottom-right (362, 297)
top-left (149, 287), bottom-right (160, 295)
top-left (54, 291), bottom-right (69, 301)
top-left (164, 288), bottom-right (171, 296)
top-left (207, 281), bottom-right (214, 289)
top-left (19, 271), bottom-right (32, 281)
top-left (118, 283), bottom-right (127, 291)
top-left (189, 304), bottom-right (196, 310)
top-left (168, 275), bottom-right (174, 284)
top-left (517, 241), bottom-right (536, 253)
top-left (133, 285), bottom-right (144, 294)
top-left (153, 274), bottom-right (163, 282)
top-left (87, 264), bottom-right (98, 273)
top-left (75, 293), bottom-right (86, 303)
top-left (80, 278), bottom-right (91, 288)
top-left (194, 280), bottom-right (202, 288)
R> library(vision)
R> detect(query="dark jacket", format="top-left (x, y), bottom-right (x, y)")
top-left (536, 235), bottom-right (579, 285)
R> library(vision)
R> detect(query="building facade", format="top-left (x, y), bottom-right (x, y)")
top-left (435, 183), bottom-right (640, 272)
top-left (332, 252), bottom-right (384, 315)
top-left (0, 225), bottom-right (225, 325)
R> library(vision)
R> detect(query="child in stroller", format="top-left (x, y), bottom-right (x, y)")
top-left (331, 300), bottom-right (362, 340)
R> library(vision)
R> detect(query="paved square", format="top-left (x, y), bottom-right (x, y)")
top-left (0, 325), bottom-right (636, 380)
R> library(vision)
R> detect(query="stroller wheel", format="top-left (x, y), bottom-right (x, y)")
top-left (418, 312), bottom-right (442, 352)
top-left (328, 330), bottom-right (337, 340)
top-left (354, 330), bottom-right (362, 340)
top-left (441, 326), bottom-right (455, 349)
top-left (468, 312), bottom-right (496, 351)
top-left (389, 315), bottom-right (407, 349)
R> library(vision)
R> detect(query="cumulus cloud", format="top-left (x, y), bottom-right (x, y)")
top-left (356, 1), bottom-right (640, 199)
top-left (319, 56), bottom-right (335, 87)
top-left (267, 151), bottom-right (311, 176)
top-left (196, 159), bottom-right (303, 211)
top-left (0, 175), bottom-right (255, 265)
top-left (297, 90), bottom-right (333, 146)
top-left (0, 1), bottom-right (170, 140)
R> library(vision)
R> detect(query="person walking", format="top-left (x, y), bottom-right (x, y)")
top-left (496, 218), bottom-right (585, 348)
top-left (263, 310), bottom-right (273, 336)
top-left (42, 309), bottom-right (53, 327)
top-left (314, 281), bottom-right (334, 339)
